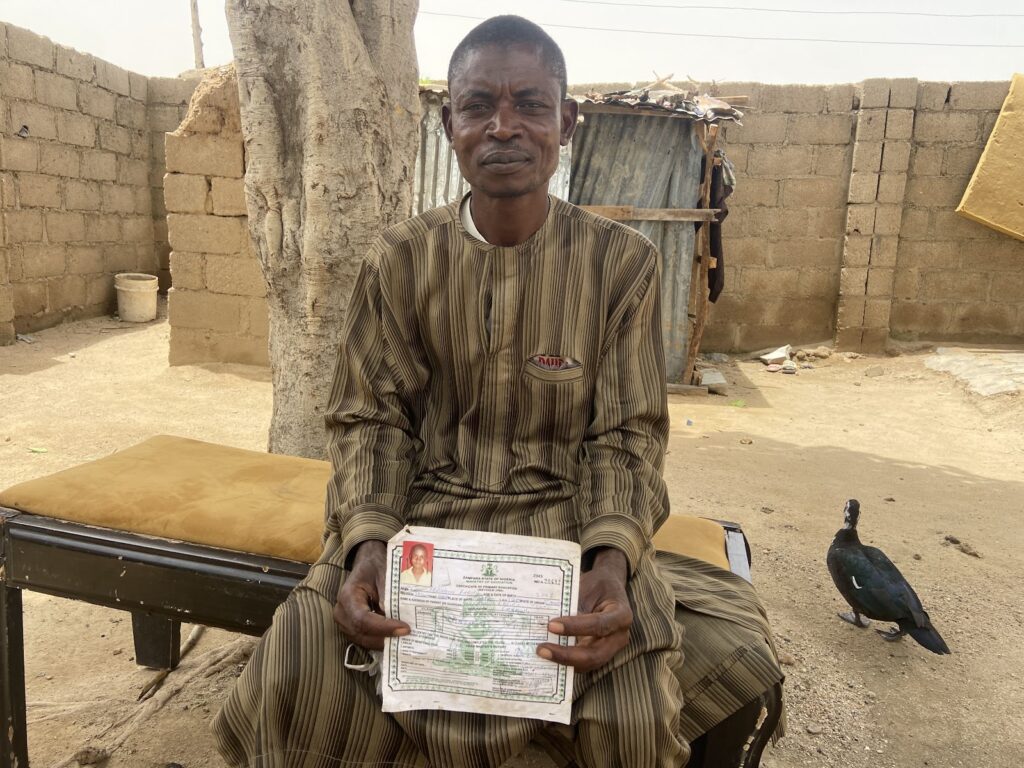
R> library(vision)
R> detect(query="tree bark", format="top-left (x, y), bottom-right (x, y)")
top-left (190, 0), bottom-right (205, 69)
top-left (225, 0), bottom-right (420, 458)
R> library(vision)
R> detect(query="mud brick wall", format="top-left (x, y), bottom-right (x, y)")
top-left (164, 67), bottom-right (268, 366)
top-left (0, 22), bottom-right (196, 344)
top-left (889, 82), bottom-right (1024, 344)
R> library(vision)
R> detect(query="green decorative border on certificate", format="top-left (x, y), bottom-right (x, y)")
top-left (387, 547), bottom-right (576, 704)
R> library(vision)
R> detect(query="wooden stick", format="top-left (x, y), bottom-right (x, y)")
top-left (580, 205), bottom-right (718, 222)
top-left (684, 124), bottom-right (721, 385)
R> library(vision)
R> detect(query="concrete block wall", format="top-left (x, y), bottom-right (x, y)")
top-left (165, 66), bottom-right (268, 367)
top-left (699, 83), bottom-right (856, 351)
top-left (0, 22), bottom-right (197, 342)
top-left (889, 81), bottom-right (1024, 343)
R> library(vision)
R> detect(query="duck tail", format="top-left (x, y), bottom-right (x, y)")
top-left (908, 625), bottom-right (951, 655)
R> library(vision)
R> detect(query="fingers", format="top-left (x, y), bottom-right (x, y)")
top-left (536, 630), bottom-right (629, 672)
top-left (549, 600), bottom-right (632, 639)
top-left (537, 600), bottom-right (633, 672)
top-left (333, 564), bottom-right (409, 651)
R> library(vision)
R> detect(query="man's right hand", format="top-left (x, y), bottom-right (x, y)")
top-left (333, 540), bottom-right (410, 650)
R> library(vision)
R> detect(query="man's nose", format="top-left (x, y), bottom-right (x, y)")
top-left (487, 105), bottom-right (521, 141)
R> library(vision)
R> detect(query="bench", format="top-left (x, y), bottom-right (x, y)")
top-left (0, 435), bottom-right (782, 767)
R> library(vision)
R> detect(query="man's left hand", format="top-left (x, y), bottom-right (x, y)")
top-left (536, 547), bottom-right (632, 672)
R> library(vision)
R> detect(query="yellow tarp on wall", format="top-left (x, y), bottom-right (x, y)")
top-left (957, 74), bottom-right (1024, 242)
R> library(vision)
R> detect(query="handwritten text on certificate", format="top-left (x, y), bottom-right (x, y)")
top-left (381, 527), bottom-right (581, 724)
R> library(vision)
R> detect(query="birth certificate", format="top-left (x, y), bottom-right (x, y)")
top-left (381, 526), bottom-right (581, 724)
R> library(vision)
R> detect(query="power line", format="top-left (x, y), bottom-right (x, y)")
top-left (560, 0), bottom-right (1024, 19)
top-left (419, 11), bottom-right (1024, 48)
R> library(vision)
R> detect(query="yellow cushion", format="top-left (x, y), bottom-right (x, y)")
top-left (0, 435), bottom-right (730, 570)
top-left (0, 435), bottom-right (330, 563)
top-left (653, 515), bottom-right (730, 571)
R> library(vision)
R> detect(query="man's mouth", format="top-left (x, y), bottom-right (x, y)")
top-left (482, 150), bottom-right (530, 166)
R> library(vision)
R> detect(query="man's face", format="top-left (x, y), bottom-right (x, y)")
top-left (443, 43), bottom-right (577, 200)
top-left (411, 548), bottom-right (427, 570)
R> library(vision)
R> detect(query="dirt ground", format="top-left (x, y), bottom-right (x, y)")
top-left (1, 304), bottom-right (1022, 768)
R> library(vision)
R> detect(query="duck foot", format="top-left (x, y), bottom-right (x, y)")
top-left (876, 626), bottom-right (905, 642)
top-left (838, 611), bottom-right (871, 628)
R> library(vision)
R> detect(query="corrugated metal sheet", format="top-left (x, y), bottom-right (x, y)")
top-left (569, 113), bottom-right (702, 381)
top-left (413, 92), bottom-right (571, 214)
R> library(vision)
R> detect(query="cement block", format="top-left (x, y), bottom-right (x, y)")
top-left (45, 211), bottom-right (85, 242)
top-left (56, 112), bottom-right (97, 148)
top-left (859, 328), bottom-right (890, 352)
top-left (904, 177), bottom-right (966, 208)
top-left (0, 290), bottom-right (14, 325)
top-left (806, 207), bottom-right (846, 238)
top-left (9, 102), bottom-right (58, 141)
top-left (47, 275), bottom-right (87, 309)
top-left (0, 61), bottom-right (36, 99)
top-left (116, 97), bottom-right (148, 130)
top-left (898, 209), bottom-right (930, 238)
top-left (863, 298), bottom-right (893, 328)
top-left (67, 246), bottom-right (103, 275)
top-left (892, 268), bottom-right (919, 300)
top-left (848, 173), bottom-right (879, 204)
top-left (207, 255), bottom-right (267, 297)
top-left (81, 150), bottom-right (117, 181)
top-left (880, 141), bottom-right (911, 173)
top-left (169, 288), bottom-right (249, 333)
top-left (943, 145), bottom-right (984, 178)
top-left (860, 79), bottom-right (891, 109)
top-left (98, 122), bottom-right (132, 155)
top-left (102, 244), bottom-right (139, 273)
top-left (855, 110), bottom-right (887, 142)
top-left (840, 267), bottom-right (869, 295)
top-left (148, 77), bottom-right (201, 106)
top-left (8, 25), bottom-right (55, 69)
top-left (118, 158), bottom-right (150, 188)
top-left (988, 272), bottom-right (1024, 304)
top-left (246, 299), bottom-right (270, 338)
top-left (873, 205), bottom-right (903, 235)
top-left (851, 141), bottom-right (883, 173)
top-left (78, 84), bottom-right (117, 120)
top-left (164, 173), bottom-right (209, 213)
top-left (950, 303), bottom-right (1018, 335)
top-left (825, 84), bottom-right (856, 113)
top-left (34, 71), bottom-right (78, 110)
top-left (917, 82), bottom-right (951, 112)
top-left (122, 216), bottom-right (153, 243)
top-left (797, 269), bottom-right (838, 297)
top-left (885, 110), bottom-right (915, 140)
top-left (898, 241), bottom-right (960, 270)
top-left (871, 236), bottom-right (899, 268)
top-left (909, 146), bottom-right (943, 176)
top-left (758, 85), bottom-right (826, 113)
top-left (129, 73), bottom-right (148, 101)
top-left (18, 173), bottom-right (61, 208)
top-left (37, 144), bottom-right (78, 177)
top-left (55, 45), bottom-right (95, 81)
top-left (876, 174), bottom-right (907, 205)
top-left (845, 205), bottom-right (875, 236)
top-left (746, 146), bottom-right (813, 178)
top-left (721, 238), bottom-right (768, 267)
top-left (782, 177), bottom-right (846, 208)
top-left (1, 136), bottom-right (39, 172)
top-left (134, 187), bottom-right (153, 215)
top-left (167, 213), bottom-right (245, 254)
top-left (96, 60), bottom-right (131, 96)
top-left (866, 268), bottom-right (895, 297)
top-left (21, 244), bottom-right (66, 278)
top-left (888, 79), bottom-right (919, 109)
top-left (914, 112), bottom-right (980, 143)
top-left (84, 214), bottom-right (121, 242)
top-left (170, 251), bottom-right (205, 290)
top-left (890, 301), bottom-right (952, 334)
top-left (0, 173), bottom-right (14, 209)
top-left (813, 146), bottom-right (849, 177)
top-left (724, 114), bottom-right (788, 144)
top-left (727, 178), bottom-right (779, 207)
top-left (149, 105), bottom-right (186, 134)
top-left (86, 274), bottom-right (115, 307)
top-left (949, 81), bottom-right (1010, 111)
top-left (740, 268), bottom-right (801, 297)
top-left (788, 114), bottom-right (853, 145)
top-left (100, 185), bottom-right (137, 214)
top-left (920, 271), bottom-right (988, 301)
top-left (768, 238), bottom-right (839, 269)
top-left (843, 235), bottom-right (872, 267)
top-left (4, 210), bottom-right (43, 242)
top-left (14, 281), bottom-right (48, 317)
top-left (165, 133), bottom-right (244, 178)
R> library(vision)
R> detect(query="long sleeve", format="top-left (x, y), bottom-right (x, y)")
top-left (323, 252), bottom-right (421, 569)
top-left (579, 257), bottom-right (670, 575)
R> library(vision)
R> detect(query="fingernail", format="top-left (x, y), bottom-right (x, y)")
top-left (548, 621), bottom-right (565, 634)
top-left (537, 647), bottom-right (553, 660)
top-left (395, 627), bottom-right (410, 636)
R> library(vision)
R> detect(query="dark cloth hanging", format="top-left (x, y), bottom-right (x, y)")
top-left (698, 151), bottom-right (735, 303)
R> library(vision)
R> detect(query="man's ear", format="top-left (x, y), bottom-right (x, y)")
top-left (560, 98), bottom-right (579, 146)
top-left (442, 103), bottom-right (454, 143)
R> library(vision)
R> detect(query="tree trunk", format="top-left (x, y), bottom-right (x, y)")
top-left (190, 0), bottom-right (205, 69)
top-left (225, 0), bottom-right (420, 458)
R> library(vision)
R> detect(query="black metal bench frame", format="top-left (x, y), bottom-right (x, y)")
top-left (0, 508), bottom-right (779, 767)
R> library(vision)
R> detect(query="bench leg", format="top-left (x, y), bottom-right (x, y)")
top-left (130, 611), bottom-right (181, 670)
top-left (1, 584), bottom-right (29, 767)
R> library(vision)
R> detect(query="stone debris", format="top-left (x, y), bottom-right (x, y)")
top-left (864, 366), bottom-right (884, 377)
top-left (943, 534), bottom-right (982, 558)
top-left (926, 347), bottom-right (1024, 396)
top-left (698, 367), bottom-right (728, 394)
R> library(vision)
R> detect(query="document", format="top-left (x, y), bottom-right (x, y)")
top-left (381, 526), bottom-right (581, 724)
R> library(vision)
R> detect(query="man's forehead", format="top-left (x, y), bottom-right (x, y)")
top-left (449, 43), bottom-right (560, 97)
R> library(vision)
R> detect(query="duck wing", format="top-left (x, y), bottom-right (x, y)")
top-left (828, 543), bottom-right (923, 623)
top-left (857, 545), bottom-right (929, 625)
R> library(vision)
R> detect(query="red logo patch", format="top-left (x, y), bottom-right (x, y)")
top-left (530, 354), bottom-right (579, 371)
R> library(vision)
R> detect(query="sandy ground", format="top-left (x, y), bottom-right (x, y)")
top-left (1, 304), bottom-right (1022, 768)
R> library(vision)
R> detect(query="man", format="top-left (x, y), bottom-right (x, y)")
top-left (215, 15), bottom-right (779, 768)
top-left (400, 544), bottom-right (432, 586)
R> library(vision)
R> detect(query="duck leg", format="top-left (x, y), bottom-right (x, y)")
top-left (838, 611), bottom-right (872, 628)
top-left (876, 626), bottom-right (905, 641)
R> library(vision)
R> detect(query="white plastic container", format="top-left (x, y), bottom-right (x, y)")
top-left (114, 273), bottom-right (158, 322)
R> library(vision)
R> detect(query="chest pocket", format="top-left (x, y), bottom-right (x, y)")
top-left (513, 361), bottom-right (588, 485)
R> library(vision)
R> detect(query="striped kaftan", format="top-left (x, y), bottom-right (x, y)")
top-left (213, 197), bottom-right (779, 767)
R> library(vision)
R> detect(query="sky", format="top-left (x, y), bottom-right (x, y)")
top-left (0, 0), bottom-right (1021, 85)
